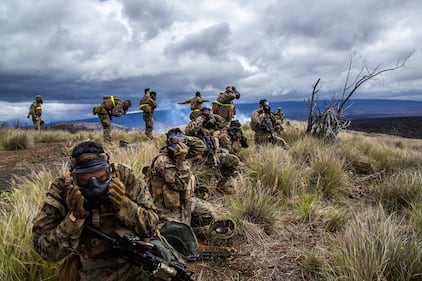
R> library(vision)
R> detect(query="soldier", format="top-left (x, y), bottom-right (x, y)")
top-left (211, 85), bottom-right (240, 124)
top-left (250, 99), bottom-right (289, 148)
top-left (32, 141), bottom-right (177, 281)
top-left (178, 91), bottom-right (209, 120)
top-left (139, 88), bottom-right (157, 139)
top-left (272, 106), bottom-right (286, 135)
top-left (226, 119), bottom-right (249, 156)
top-left (143, 128), bottom-right (235, 240)
top-left (27, 95), bottom-right (44, 130)
top-left (92, 96), bottom-right (132, 143)
top-left (185, 108), bottom-right (242, 194)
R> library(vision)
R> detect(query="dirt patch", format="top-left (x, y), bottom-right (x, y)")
top-left (0, 142), bottom-right (71, 192)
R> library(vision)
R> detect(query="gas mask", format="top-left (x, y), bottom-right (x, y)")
top-left (77, 169), bottom-right (112, 210)
top-left (167, 133), bottom-right (189, 158)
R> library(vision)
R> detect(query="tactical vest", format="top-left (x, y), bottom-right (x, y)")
top-left (143, 153), bottom-right (195, 224)
top-left (103, 96), bottom-right (116, 110)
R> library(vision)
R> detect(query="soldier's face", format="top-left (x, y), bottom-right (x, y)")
top-left (74, 168), bottom-right (111, 187)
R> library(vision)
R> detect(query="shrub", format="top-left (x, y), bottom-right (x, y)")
top-left (308, 150), bottom-right (350, 198)
top-left (0, 129), bottom-right (31, 150)
top-left (228, 181), bottom-right (281, 239)
top-left (322, 206), bottom-right (422, 281)
top-left (372, 169), bottom-right (422, 213)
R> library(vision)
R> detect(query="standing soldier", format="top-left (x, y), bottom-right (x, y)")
top-left (211, 85), bottom-right (240, 124)
top-left (250, 99), bottom-right (289, 148)
top-left (178, 91), bottom-right (209, 120)
top-left (27, 95), bottom-right (44, 130)
top-left (92, 95), bottom-right (131, 144)
top-left (272, 106), bottom-right (286, 135)
top-left (226, 119), bottom-right (249, 156)
top-left (139, 88), bottom-right (157, 139)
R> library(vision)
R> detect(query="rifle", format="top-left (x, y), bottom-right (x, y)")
top-left (202, 135), bottom-right (223, 179)
top-left (187, 250), bottom-right (250, 262)
top-left (262, 115), bottom-right (276, 140)
top-left (84, 224), bottom-right (197, 281)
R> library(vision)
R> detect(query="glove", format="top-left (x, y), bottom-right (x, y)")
top-left (66, 185), bottom-right (89, 219)
top-left (172, 143), bottom-right (189, 161)
top-left (109, 177), bottom-right (126, 211)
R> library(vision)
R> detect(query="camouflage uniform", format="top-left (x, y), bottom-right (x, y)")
top-left (93, 96), bottom-right (130, 143)
top-left (211, 86), bottom-right (240, 124)
top-left (250, 107), bottom-right (289, 148)
top-left (178, 92), bottom-right (209, 120)
top-left (27, 95), bottom-right (43, 130)
top-left (32, 162), bottom-right (160, 281)
top-left (272, 107), bottom-right (286, 135)
top-left (140, 90), bottom-right (157, 138)
top-left (185, 110), bottom-right (242, 194)
top-left (144, 135), bottom-right (235, 239)
top-left (226, 120), bottom-right (249, 156)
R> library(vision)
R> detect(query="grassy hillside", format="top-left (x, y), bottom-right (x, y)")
top-left (0, 122), bottom-right (421, 281)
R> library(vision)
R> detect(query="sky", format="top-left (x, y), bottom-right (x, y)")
top-left (1, 0), bottom-right (422, 123)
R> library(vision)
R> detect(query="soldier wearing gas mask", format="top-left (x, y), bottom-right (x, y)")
top-left (250, 99), bottom-right (289, 148)
top-left (143, 128), bottom-right (236, 241)
top-left (185, 108), bottom-right (243, 194)
top-left (32, 141), bottom-right (174, 281)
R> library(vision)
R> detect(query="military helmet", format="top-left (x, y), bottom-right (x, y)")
top-left (70, 141), bottom-right (109, 173)
top-left (144, 88), bottom-right (150, 94)
top-left (35, 95), bottom-right (43, 103)
top-left (160, 221), bottom-right (198, 256)
top-left (195, 91), bottom-right (201, 97)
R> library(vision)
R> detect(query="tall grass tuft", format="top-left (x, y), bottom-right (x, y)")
top-left (244, 145), bottom-right (303, 197)
top-left (228, 181), bottom-right (281, 240)
top-left (0, 165), bottom-right (64, 281)
top-left (405, 202), bottom-right (422, 234)
top-left (322, 206), bottom-right (422, 281)
top-left (0, 129), bottom-right (32, 150)
top-left (294, 191), bottom-right (321, 223)
top-left (372, 169), bottom-right (422, 213)
top-left (308, 150), bottom-right (350, 198)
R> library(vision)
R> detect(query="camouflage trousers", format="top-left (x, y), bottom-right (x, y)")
top-left (32, 116), bottom-right (41, 131)
top-left (142, 112), bottom-right (154, 138)
top-left (98, 113), bottom-right (112, 143)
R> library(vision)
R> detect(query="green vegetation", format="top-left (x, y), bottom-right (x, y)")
top-left (1, 123), bottom-right (422, 280)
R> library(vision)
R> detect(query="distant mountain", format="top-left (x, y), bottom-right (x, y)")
top-left (46, 99), bottom-right (422, 133)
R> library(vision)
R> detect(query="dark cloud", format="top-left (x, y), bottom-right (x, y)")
top-left (164, 23), bottom-right (231, 58)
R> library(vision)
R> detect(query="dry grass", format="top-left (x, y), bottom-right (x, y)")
top-left (1, 124), bottom-right (422, 280)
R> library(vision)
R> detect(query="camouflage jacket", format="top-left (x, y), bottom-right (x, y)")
top-left (250, 108), bottom-right (272, 131)
top-left (139, 93), bottom-right (157, 112)
top-left (32, 163), bottom-right (159, 263)
top-left (216, 90), bottom-right (237, 104)
top-left (109, 98), bottom-right (127, 117)
top-left (28, 101), bottom-right (42, 117)
top-left (178, 96), bottom-right (209, 111)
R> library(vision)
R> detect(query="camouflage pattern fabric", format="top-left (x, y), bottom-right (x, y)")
top-left (98, 110), bottom-right (112, 143)
top-left (140, 93), bottom-right (157, 138)
top-left (143, 111), bottom-right (154, 138)
top-left (145, 150), bottom-right (233, 239)
top-left (212, 88), bottom-right (238, 122)
top-left (250, 108), bottom-right (289, 148)
top-left (32, 163), bottom-right (160, 281)
top-left (185, 114), bottom-right (242, 193)
top-left (178, 96), bottom-right (209, 120)
top-left (28, 101), bottom-right (43, 130)
top-left (95, 98), bottom-right (128, 143)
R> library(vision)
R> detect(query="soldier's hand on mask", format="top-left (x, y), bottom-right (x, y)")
top-left (172, 142), bottom-right (189, 161)
top-left (66, 185), bottom-right (89, 219)
top-left (109, 177), bottom-right (126, 211)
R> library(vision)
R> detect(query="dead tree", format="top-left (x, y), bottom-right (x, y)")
top-left (306, 52), bottom-right (413, 142)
